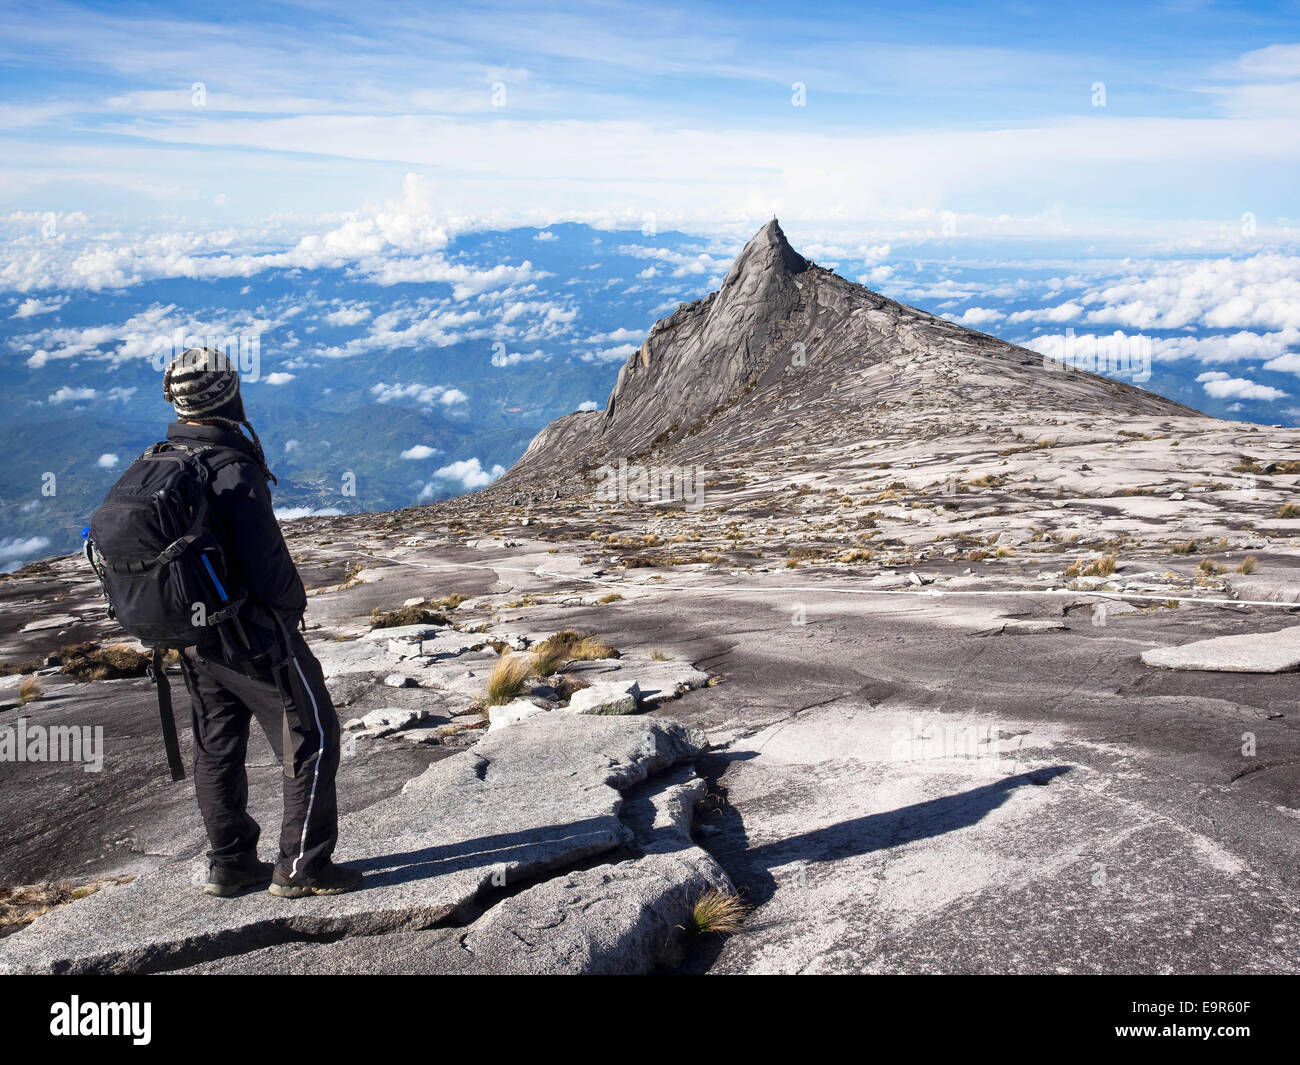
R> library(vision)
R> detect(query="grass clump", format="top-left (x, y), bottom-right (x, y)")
top-left (18, 675), bottom-right (42, 705)
top-left (484, 653), bottom-right (531, 706)
top-left (597, 593), bottom-right (623, 605)
top-left (0, 877), bottom-right (133, 932)
top-left (1235, 555), bottom-right (1257, 574)
top-left (1170, 540), bottom-right (1198, 555)
top-left (534, 630), bottom-right (620, 669)
top-left (1198, 558), bottom-right (1222, 575)
top-left (59, 642), bottom-right (151, 682)
top-left (1082, 555), bottom-right (1117, 577)
top-left (369, 605), bottom-right (450, 629)
top-left (1278, 504), bottom-right (1299, 519)
top-left (687, 889), bottom-right (747, 937)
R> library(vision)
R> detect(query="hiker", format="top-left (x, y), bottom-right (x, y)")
top-left (87, 347), bottom-right (361, 900)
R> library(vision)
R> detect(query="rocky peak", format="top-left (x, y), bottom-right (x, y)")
top-left (720, 218), bottom-right (808, 288)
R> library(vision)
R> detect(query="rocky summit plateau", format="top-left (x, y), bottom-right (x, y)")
top-left (2, 222), bottom-right (1298, 975)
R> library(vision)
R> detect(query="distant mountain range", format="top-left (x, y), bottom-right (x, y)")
top-left (1, 220), bottom-right (1293, 571)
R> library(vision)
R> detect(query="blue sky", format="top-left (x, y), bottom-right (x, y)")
top-left (1, 0), bottom-right (1298, 238)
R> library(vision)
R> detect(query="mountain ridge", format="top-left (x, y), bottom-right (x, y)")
top-left (501, 220), bottom-right (1203, 491)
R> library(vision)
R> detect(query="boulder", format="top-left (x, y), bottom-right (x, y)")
top-left (566, 682), bottom-right (638, 716)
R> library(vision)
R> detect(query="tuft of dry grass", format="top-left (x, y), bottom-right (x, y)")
top-left (1082, 554), bottom-right (1117, 577)
top-left (650, 649), bottom-right (669, 661)
top-left (18, 674), bottom-right (42, 705)
top-left (597, 592), bottom-right (623, 605)
top-left (1235, 555), bottom-right (1257, 574)
top-left (485, 653), bottom-right (531, 706)
top-left (534, 631), bottom-right (620, 670)
top-left (59, 642), bottom-right (151, 682)
top-left (687, 889), bottom-right (747, 936)
top-left (1198, 558), bottom-right (1222, 575)
top-left (1170, 540), bottom-right (1198, 555)
top-left (369, 605), bottom-right (450, 629)
top-left (1278, 504), bottom-right (1299, 519)
top-left (530, 645), bottom-right (566, 678)
top-left (0, 876), bottom-right (133, 932)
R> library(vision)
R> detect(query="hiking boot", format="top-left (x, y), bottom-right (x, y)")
top-left (268, 861), bottom-right (364, 898)
top-left (204, 855), bottom-right (274, 898)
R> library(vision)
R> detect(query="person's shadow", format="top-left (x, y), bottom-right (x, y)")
top-left (681, 761), bottom-right (1072, 972)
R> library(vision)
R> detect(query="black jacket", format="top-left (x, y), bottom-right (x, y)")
top-left (165, 421), bottom-right (306, 661)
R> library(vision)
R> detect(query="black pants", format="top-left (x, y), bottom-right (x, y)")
top-left (179, 630), bottom-right (340, 877)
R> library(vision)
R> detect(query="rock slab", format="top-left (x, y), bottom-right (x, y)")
top-left (1141, 625), bottom-right (1300, 673)
top-left (0, 714), bottom-right (706, 975)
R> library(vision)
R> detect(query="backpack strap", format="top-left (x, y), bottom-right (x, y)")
top-left (147, 648), bottom-right (185, 782)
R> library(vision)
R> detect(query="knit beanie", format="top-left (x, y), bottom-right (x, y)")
top-left (163, 347), bottom-right (276, 484)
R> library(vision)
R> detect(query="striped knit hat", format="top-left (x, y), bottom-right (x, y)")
top-left (163, 347), bottom-right (276, 484)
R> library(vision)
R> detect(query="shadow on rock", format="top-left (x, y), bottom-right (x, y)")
top-left (680, 762), bottom-right (1072, 972)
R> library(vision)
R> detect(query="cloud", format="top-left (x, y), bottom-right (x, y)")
top-left (48, 385), bottom-right (95, 403)
top-left (261, 371), bottom-right (295, 385)
top-left (323, 305), bottom-right (372, 326)
top-left (1077, 255), bottom-right (1300, 331)
top-left (400, 444), bottom-right (439, 459)
top-left (534, 230), bottom-right (557, 242)
top-left (370, 381), bottom-right (468, 408)
top-left (578, 400), bottom-right (598, 411)
top-left (11, 295), bottom-right (65, 318)
top-left (428, 457), bottom-right (505, 491)
top-left (1196, 370), bottom-right (1287, 401)
top-left (490, 347), bottom-right (548, 367)
top-left (581, 342), bottom-right (637, 363)
top-left (96, 453), bottom-right (119, 468)
top-left (948, 307), bottom-right (1004, 327)
top-left (0, 535), bottom-right (51, 572)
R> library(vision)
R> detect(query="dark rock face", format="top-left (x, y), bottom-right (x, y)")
top-left (503, 219), bottom-right (1200, 488)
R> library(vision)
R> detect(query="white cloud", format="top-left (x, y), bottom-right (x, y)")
top-left (1007, 302), bottom-right (1084, 324)
top-left (370, 381), bottom-right (467, 408)
top-left (583, 327), bottom-right (642, 344)
top-left (1196, 371), bottom-right (1287, 401)
top-left (261, 371), bottom-right (296, 385)
top-left (11, 295), bottom-right (65, 318)
top-left (284, 438), bottom-right (299, 453)
top-left (581, 342), bottom-right (637, 363)
top-left (400, 444), bottom-right (439, 459)
top-left (1078, 255), bottom-right (1300, 331)
top-left (0, 535), bottom-right (51, 572)
top-left (490, 347), bottom-right (548, 367)
top-left (105, 386), bottom-right (138, 401)
top-left (323, 305), bottom-right (372, 326)
top-left (48, 385), bottom-right (96, 403)
top-left (534, 230), bottom-right (557, 242)
top-left (429, 457), bottom-right (505, 491)
top-left (948, 306), bottom-right (1004, 327)
top-left (578, 400), bottom-right (598, 411)
top-left (96, 453), bottom-right (119, 468)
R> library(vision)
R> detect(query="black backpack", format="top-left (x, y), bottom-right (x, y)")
top-left (84, 442), bottom-right (253, 780)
